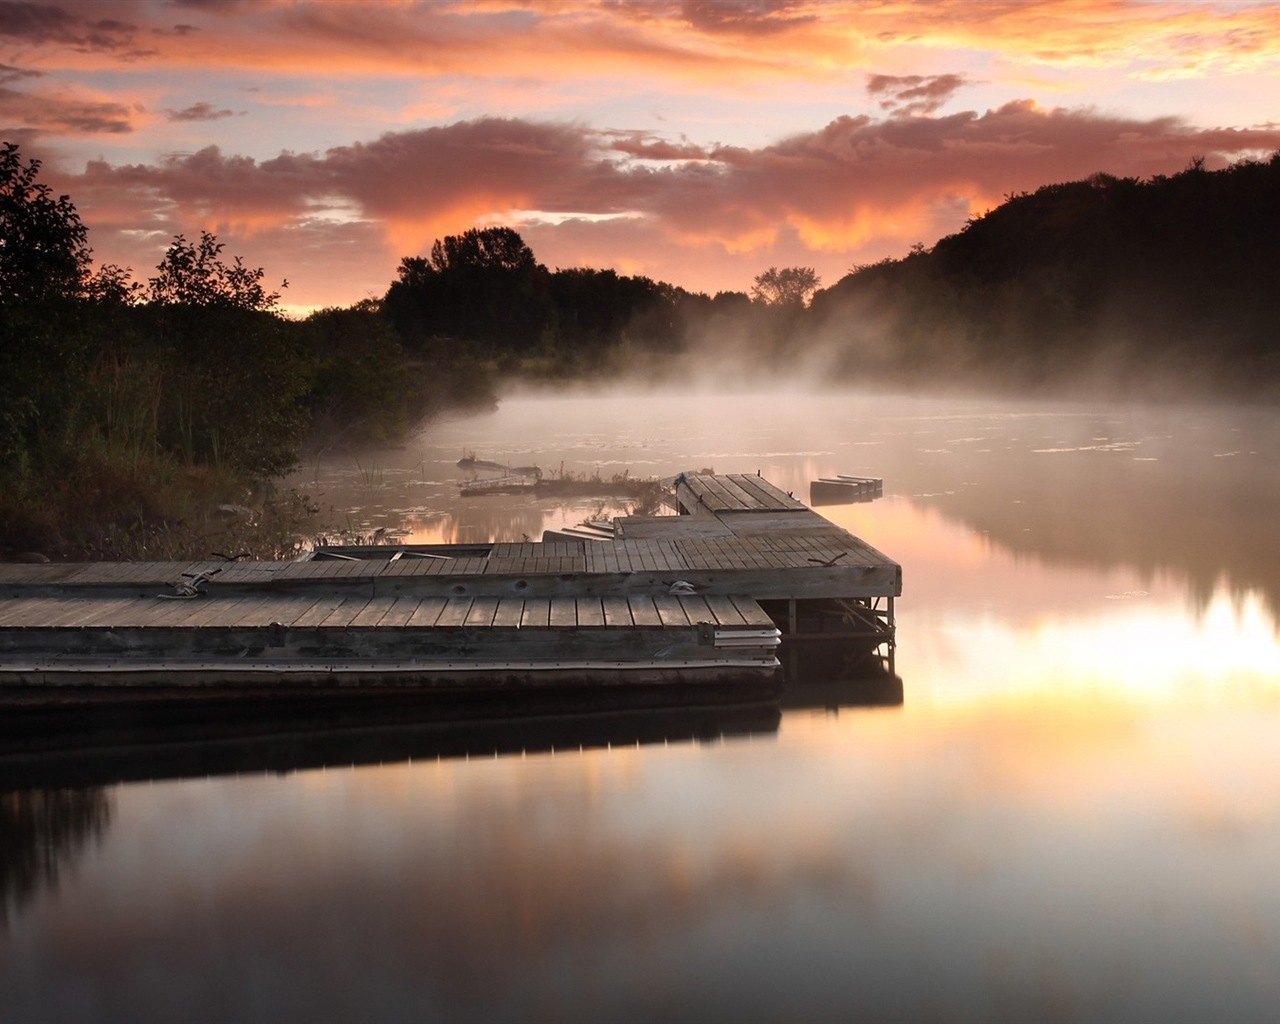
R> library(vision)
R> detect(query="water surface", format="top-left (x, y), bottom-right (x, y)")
top-left (4, 390), bottom-right (1279, 1023)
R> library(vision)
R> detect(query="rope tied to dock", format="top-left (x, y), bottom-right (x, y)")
top-left (158, 567), bottom-right (223, 599)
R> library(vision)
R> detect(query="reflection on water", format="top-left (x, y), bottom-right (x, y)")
top-left (0, 789), bottom-right (111, 930)
top-left (4, 391), bottom-right (1280, 1022)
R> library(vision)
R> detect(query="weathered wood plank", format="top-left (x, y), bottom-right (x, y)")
top-left (406, 597), bottom-right (447, 627)
top-left (464, 597), bottom-right (499, 628)
top-left (0, 597), bottom-right (65, 627)
top-left (284, 596), bottom-right (346, 627)
top-left (602, 596), bottom-right (632, 627)
top-left (729, 473), bottom-right (806, 511)
top-left (697, 475), bottom-right (748, 511)
top-left (374, 597), bottom-right (422, 628)
top-left (717, 475), bottom-right (764, 510)
top-left (320, 596), bottom-right (367, 627)
top-left (13, 598), bottom-right (98, 628)
top-left (652, 595), bottom-right (690, 627)
top-left (731, 595), bottom-right (778, 629)
top-left (702, 594), bottom-right (748, 627)
top-left (348, 595), bottom-right (400, 627)
top-left (676, 594), bottom-right (714, 625)
top-left (520, 598), bottom-right (550, 628)
top-left (434, 598), bottom-right (474, 627)
top-left (549, 597), bottom-right (577, 628)
top-left (491, 598), bottom-right (525, 628)
top-left (575, 597), bottom-right (606, 627)
top-left (628, 596), bottom-right (663, 627)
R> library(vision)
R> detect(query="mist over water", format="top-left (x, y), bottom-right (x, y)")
top-left (5, 388), bottom-right (1280, 1023)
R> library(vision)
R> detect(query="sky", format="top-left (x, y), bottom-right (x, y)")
top-left (4, 0), bottom-right (1280, 316)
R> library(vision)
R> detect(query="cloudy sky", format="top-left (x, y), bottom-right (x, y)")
top-left (5, 0), bottom-right (1280, 314)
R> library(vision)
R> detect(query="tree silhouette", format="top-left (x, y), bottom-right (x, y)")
top-left (0, 141), bottom-right (92, 302)
top-left (751, 266), bottom-right (821, 307)
top-left (149, 231), bottom-right (284, 310)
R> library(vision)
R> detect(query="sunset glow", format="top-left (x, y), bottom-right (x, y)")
top-left (4, 0), bottom-right (1280, 312)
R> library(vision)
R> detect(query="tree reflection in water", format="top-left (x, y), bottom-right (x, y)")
top-left (0, 788), bottom-right (111, 928)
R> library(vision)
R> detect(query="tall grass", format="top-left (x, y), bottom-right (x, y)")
top-left (0, 438), bottom-right (320, 561)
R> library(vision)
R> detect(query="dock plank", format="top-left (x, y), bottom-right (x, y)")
top-left (676, 594), bottom-right (714, 625)
top-left (406, 597), bottom-right (447, 627)
top-left (628, 596), bottom-right (663, 627)
top-left (549, 597), bottom-right (578, 627)
top-left (464, 597), bottom-right (499, 628)
top-left (435, 598), bottom-right (474, 627)
top-left (731, 595), bottom-right (778, 629)
top-left (602, 596), bottom-right (633, 627)
top-left (167, 596), bottom-right (233, 628)
top-left (320, 596), bottom-right (368, 628)
top-left (520, 598), bottom-right (550, 628)
top-left (575, 597), bottom-right (605, 627)
top-left (286, 596), bottom-right (348, 628)
top-left (375, 597), bottom-right (422, 628)
top-left (652, 595), bottom-right (690, 627)
top-left (703, 595), bottom-right (748, 627)
top-left (221, 596), bottom-right (287, 628)
top-left (492, 598), bottom-right (525, 628)
top-left (349, 596), bottom-right (400, 627)
top-left (0, 597), bottom-right (65, 627)
top-left (717, 475), bottom-right (764, 510)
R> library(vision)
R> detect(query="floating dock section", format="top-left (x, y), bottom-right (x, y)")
top-left (0, 474), bottom-right (900, 711)
top-left (809, 475), bottom-right (883, 505)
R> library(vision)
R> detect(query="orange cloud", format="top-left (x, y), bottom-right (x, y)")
top-left (4, 1), bottom-right (1275, 89)
top-left (0, 81), bottom-right (137, 135)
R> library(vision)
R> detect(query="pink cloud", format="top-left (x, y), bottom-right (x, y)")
top-left (0, 83), bottom-right (135, 134)
top-left (45, 104), bottom-right (1280, 309)
top-left (866, 74), bottom-right (971, 117)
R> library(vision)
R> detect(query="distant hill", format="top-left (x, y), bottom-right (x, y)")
top-left (808, 152), bottom-right (1280, 398)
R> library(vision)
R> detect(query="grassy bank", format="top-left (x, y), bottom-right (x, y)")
top-left (0, 441), bottom-right (321, 562)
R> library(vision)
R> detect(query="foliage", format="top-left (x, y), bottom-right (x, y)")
top-left (383, 226), bottom-right (700, 380)
top-left (428, 226), bottom-right (537, 274)
top-left (0, 141), bottom-right (91, 303)
top-left (385, 226), bottom-right (550, 353)
top-left (149, 230), bottom-right (284, 310)
top-left (0, 142), bottom-right (324, 558)
top-left (300, 302), bottom-right (437, 447)
top-left (751, 266), bottom-right (821, 307)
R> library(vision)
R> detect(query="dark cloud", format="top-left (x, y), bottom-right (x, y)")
top-left (169, 0), bottom-right (250, 10)
top-left (866, 73), bottom-right (970, 116)
top-left (677, 0), bottom-right (817, 35)
top-left (81, 144), bottom-right (315, 222)
top-left (0, 62), bottom-right (42, 84)
top-left (0, 1), bottom-right (141, 52)
top-left (604, 131), bottom-right (710, 161)
top-left (319, 118), bottom-right (626, 218)
top-left (0, 1), bottom-right (77, 43)
top-left (164, 101), bottom-right (237, 122)
top-left (0, 85), bottom-right (134, 133)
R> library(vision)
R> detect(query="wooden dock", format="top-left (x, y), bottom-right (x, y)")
top-left (0, 474), bottom-right (900, 711)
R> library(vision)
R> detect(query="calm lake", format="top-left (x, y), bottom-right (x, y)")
top-left (4, 388), bottom-right (1280, 1023)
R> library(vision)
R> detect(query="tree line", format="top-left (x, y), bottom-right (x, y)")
top-left (808, 151), bottom-right (1280, 397)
